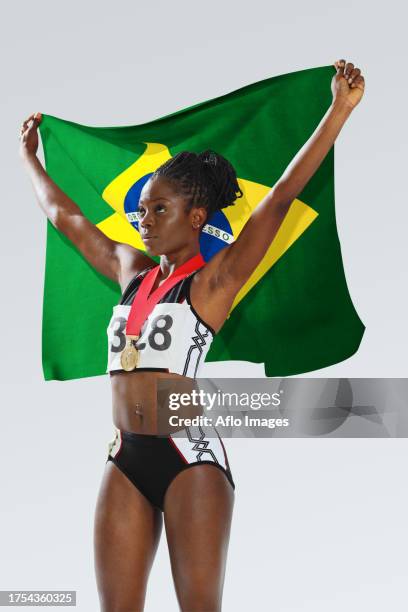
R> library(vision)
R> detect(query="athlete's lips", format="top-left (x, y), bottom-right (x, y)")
top-left (142, 234), bottom-right (157, 241)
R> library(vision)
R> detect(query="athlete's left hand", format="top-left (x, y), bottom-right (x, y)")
top-left (331, 59), bottom-right (365, 110)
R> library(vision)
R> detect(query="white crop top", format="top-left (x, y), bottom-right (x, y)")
top-left (106, 269), bottom-right (215, 378)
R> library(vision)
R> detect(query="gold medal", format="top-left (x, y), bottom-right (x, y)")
top-left (120, 335), bottom-right (140, 371)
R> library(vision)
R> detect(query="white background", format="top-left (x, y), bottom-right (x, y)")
top-left (1, 0), bottom-right (407, 610)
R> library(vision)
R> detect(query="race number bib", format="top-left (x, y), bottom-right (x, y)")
top-left (106, 302), bottom-right (200, 374)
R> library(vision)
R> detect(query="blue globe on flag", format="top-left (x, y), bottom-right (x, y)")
top-left (124, 174), bottom-right (234, 262)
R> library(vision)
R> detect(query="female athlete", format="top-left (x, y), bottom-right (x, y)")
top-left (20, 59), bottom-right (365, 612)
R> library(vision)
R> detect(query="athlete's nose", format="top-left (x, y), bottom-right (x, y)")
top-left (139, 209), bottom-right (155, 229)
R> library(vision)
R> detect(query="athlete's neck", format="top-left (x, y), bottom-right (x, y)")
top-left (160, 247), bottom-right (201, 279)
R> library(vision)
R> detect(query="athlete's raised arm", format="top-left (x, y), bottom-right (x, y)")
top-left (19, 113), bottom-right (153, 288)
top-left (203, 59), bottom-right (365, 292)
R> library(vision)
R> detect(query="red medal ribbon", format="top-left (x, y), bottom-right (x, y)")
top-left (125, 253), bottom-right (205, 337)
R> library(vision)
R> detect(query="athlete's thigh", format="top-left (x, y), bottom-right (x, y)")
top-left (163, 465), bottom-right (235, 611)
top-left (94, 461), bottom-right (163, 612)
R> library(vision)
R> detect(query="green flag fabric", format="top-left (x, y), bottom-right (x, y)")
top-left (39, 65), bottom-right (364, 381)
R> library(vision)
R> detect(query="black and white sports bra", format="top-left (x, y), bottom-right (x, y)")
top-left (106, 268), bottom-right (215, 378)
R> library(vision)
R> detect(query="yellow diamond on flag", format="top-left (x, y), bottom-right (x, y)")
top-left (97, 143), bottom-right (318, 312)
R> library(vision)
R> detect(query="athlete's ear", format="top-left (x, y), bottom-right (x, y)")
top-left (191, 206), bottom-right (207, 230)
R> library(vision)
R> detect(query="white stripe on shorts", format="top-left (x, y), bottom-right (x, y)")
top-left (170, 426), bottom-right (228, 469)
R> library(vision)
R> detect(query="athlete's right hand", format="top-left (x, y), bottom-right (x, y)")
top-left (19, 112), bottom-right (42, 158)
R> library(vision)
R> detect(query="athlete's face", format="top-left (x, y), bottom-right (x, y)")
top-left (138, 176), bottom-right (206, 256)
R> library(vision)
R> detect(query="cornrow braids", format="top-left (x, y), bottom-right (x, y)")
top-left (151, 150), bottom-right (243, 221)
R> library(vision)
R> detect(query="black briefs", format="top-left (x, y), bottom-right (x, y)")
top-left (106, 426), bottom-right (235, 511)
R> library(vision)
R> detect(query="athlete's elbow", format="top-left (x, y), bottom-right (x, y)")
top-left (268, 184), bottom-right (294, 216)
top-left (270, 197), bottom-right (293, 221)
top-left (43, 201), bottom-right (61, 229)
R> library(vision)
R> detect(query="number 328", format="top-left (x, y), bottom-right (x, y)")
top-left (110, 314), bottom-right (173, 353)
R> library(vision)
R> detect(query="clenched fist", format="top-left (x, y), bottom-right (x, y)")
top-left (19, 112), bottom-right (42, 158)
top-left (331, 59), bottom-right (365, 110)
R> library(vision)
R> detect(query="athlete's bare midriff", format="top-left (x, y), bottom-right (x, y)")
top-left (110, 370), bottom-right (202, 435)
top-left (108, 269), bottom-right (234, 435)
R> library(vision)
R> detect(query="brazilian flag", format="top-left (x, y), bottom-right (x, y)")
top-left (39, 65), bottom-right (364, 381)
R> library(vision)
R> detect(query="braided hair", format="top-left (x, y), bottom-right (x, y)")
top-left (151, 150), bottom-right (243, 223)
